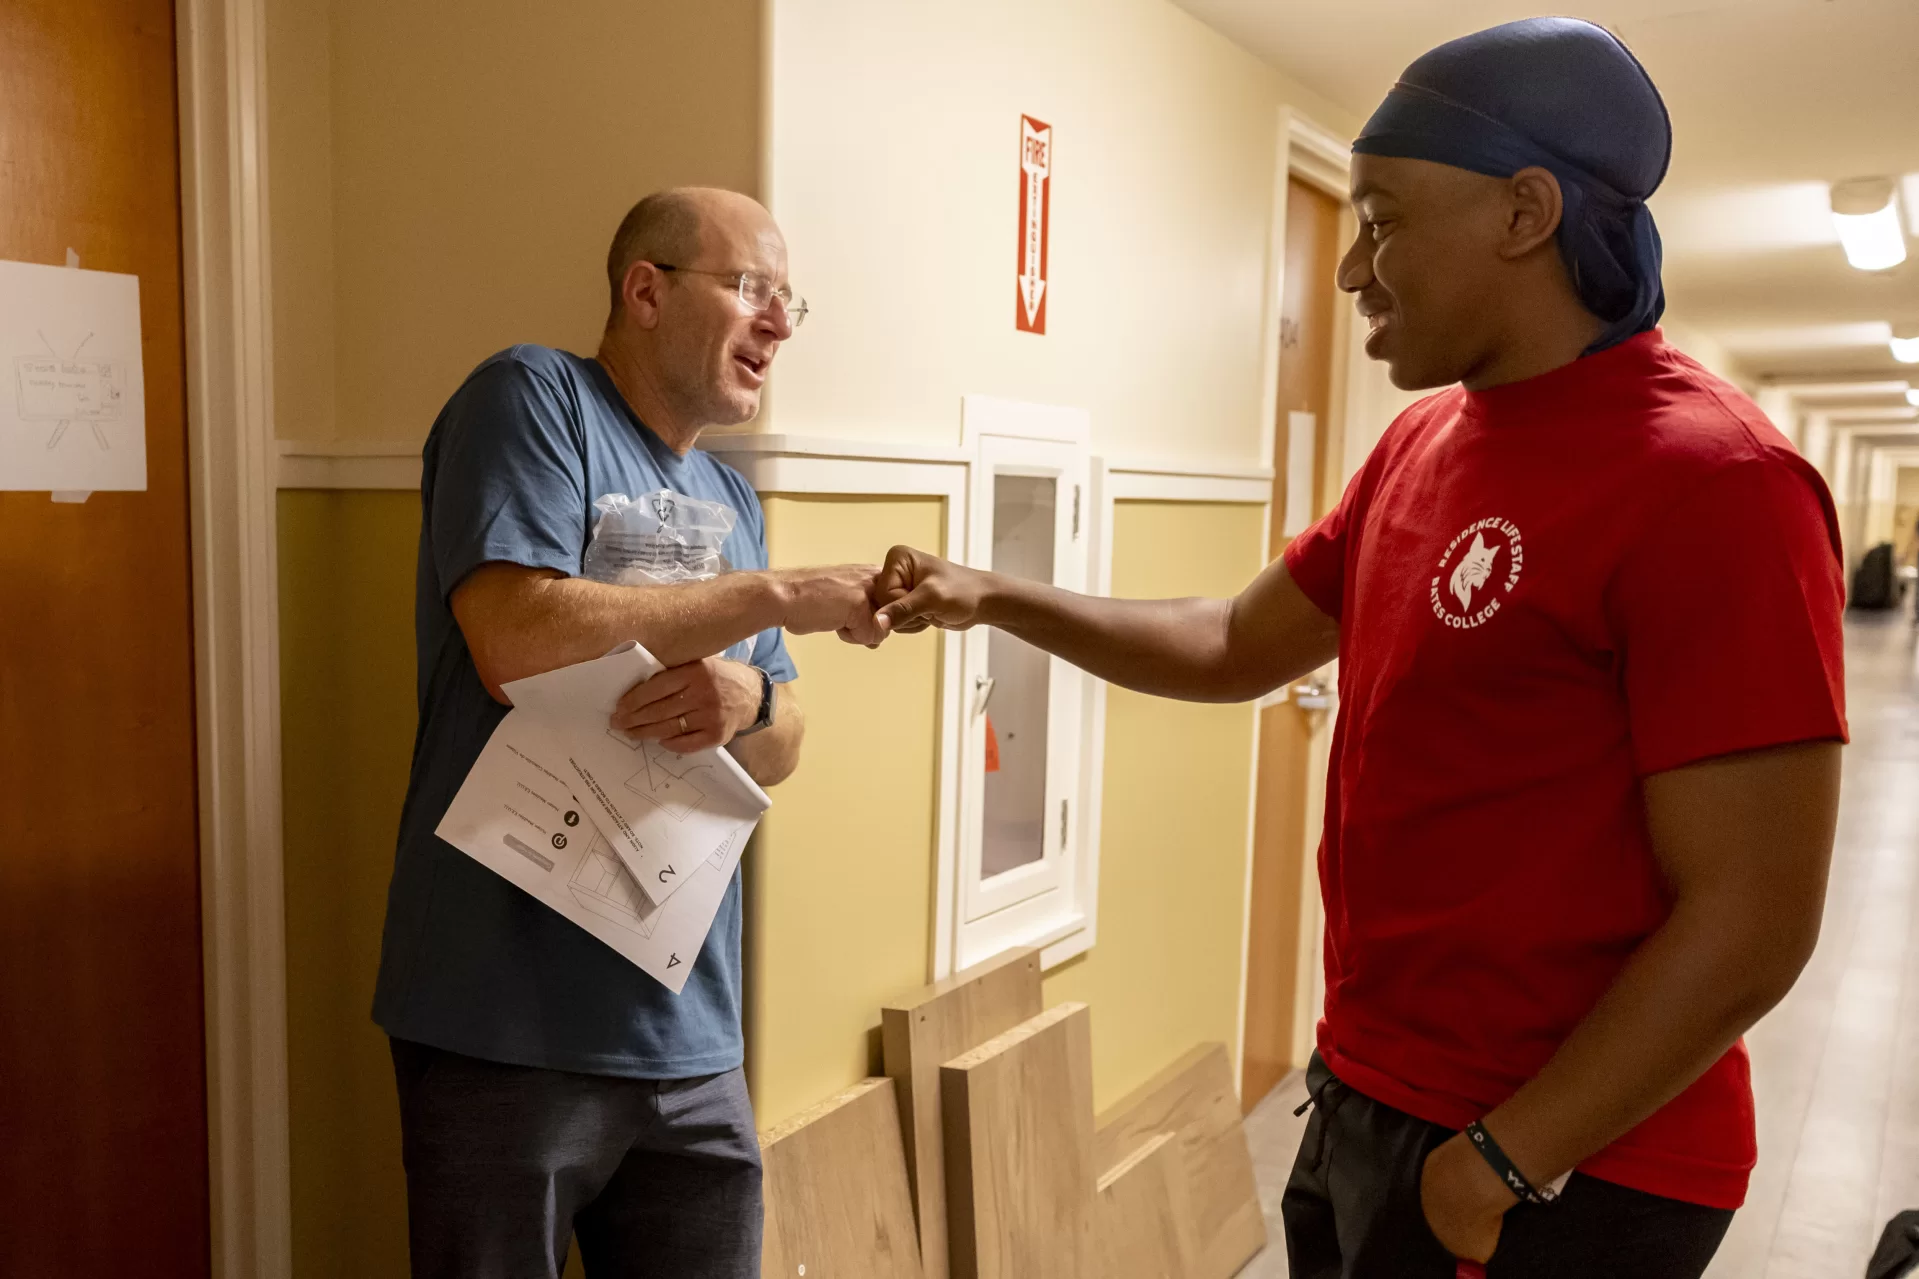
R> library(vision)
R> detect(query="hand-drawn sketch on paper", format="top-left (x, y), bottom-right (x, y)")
top-left (0, 258), bottom-right (146, 491)
top-left (16, 337), bottom-right (125, 452)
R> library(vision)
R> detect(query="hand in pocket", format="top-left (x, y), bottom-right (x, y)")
top-left (1419, 1134), bottom-right (1516, 1264)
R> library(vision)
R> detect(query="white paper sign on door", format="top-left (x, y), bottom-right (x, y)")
top-left (0, 258), bottom-right (147, 492)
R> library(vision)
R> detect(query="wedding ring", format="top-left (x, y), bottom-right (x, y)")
top-left (678, 715), bottom-right (689, 734)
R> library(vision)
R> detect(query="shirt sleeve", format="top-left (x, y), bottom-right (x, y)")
top-left (731, 486), bottom-right (799, 684)
top-left (1283, 443), bottom-right (1385, 622)
top-left (427, 356), bottom-right (588, 602)
top-left (1609, 453), bottom-right (1848, 777)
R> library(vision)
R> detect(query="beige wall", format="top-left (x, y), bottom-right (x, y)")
top-left (1895, 466), bottom-right (1919, 564)
top-left (266, 0), bottom-right (338, 442)
top-left (1043, 500), bottom-right (1266, 1111)
top-left (754, 0), bottom-right (1358, 467)
top-left (266, 0), bottom-right (763, 446)
top-left (1659, 311), bottom-right (1755, 392)
top-left (1863, 451), bottom-right (1919, 554)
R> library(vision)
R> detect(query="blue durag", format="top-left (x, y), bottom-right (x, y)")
top-left (1353, 17), bottom-right (1672, 353)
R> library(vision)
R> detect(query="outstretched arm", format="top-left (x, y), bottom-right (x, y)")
top-left (869, 545), bottom-right (1339, 703)
top-left (453, 561), bottom-right (881, 703)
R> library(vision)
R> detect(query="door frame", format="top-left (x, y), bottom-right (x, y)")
top-left (178, 0), bottom-right (294, 1273)
top-left (1232, 108), bottom-right (1355, 1099)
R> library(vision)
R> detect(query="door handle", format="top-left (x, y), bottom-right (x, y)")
top-left (1291, 678), bottom-right (1331, 711)
top-left (973, 675), bottom-right (997, 717)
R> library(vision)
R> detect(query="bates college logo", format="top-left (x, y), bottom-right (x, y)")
top-left (1431, 518), bottom-right (1524, 629)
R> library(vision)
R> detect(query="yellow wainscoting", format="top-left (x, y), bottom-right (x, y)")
top-left (1043, 500), bottom-right (1266, 1113)
top-left (278, 489), bottom-right (421, 1279)
top-left (748, 494), bottom-right (948, 1129)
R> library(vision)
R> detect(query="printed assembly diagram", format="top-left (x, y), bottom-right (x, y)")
top-left (436, 709), bottom-right (754, 995)
top-left (503, 645), bottom-right (770, 911)
top-left (605, 728), bottom-right (722, 822)
top-left (568, 827), bottom-right (663, 940)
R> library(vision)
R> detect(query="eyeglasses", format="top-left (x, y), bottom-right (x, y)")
top-left (652, 264), bottom-right (808, 328)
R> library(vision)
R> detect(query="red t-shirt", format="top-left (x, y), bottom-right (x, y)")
top-left (1283, 331), bottom-right (1847, 1210)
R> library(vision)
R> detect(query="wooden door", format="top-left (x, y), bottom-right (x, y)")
top-left (1241, 177), bottom-right (1343, 1112)
top-left (0, 2), bottom-right (210, 1274)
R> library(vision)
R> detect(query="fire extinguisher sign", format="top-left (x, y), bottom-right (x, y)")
top-left (1016, 114), bottom-right (1052, 334)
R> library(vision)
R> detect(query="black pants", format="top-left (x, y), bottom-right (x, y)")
top-left (391, 1038), bottom-right (763, 1279)
top-left (1282, 1053), bottom-right (1735, 1279)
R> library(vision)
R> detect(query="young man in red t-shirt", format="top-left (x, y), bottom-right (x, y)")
top-left (860, 18), bottom-right (1846, 1278)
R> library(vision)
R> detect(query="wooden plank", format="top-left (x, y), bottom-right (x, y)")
top-left (941, 1003), bottom-right (1097, 1279)
top-left (1096, 1131), bottom-right (1200, 1279)
top-left (1095, 1043), bottom-right (1265, 1279)
top-left (760, 1077), bottom-right (925, 1279)
top-left (881, 946), bottom-right (1043, 1279)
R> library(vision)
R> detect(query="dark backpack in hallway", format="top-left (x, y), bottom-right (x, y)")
top-left (1867, 1210), bottom-right (1919, 1279)
top-left (1851, 543), bottom-right (1897, 610)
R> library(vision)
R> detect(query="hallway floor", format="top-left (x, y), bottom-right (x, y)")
top-left (1239, 609), bottom-right (1919, 1277)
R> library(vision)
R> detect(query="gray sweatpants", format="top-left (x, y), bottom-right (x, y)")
top-left (390, 1038), bottom-right (763, 1279)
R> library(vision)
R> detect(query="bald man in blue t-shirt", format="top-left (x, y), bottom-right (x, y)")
top-left (374, 188), bottom-right (884, 1279)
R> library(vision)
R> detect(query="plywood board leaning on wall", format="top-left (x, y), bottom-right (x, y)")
top-left (1095, 1131), bottom-right (1200, 1279)
top-left (1094, 1042), bottom-right (1265, 1279)
top-left (940, 1003), bottom-right (1097, 1279)
top-left (759, 1076), bottom-right (924, 1279)
top-left (880, 946), bottom-right (1043, 1279)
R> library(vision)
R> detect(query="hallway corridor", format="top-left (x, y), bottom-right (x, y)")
top-left (1711, 610), bottom-right (1919, 1277)
top-left (1241, 610), bottom-right (1919, 1277)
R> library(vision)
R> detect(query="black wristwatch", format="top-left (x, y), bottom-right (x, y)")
top-left (737, 666), bottom-right (775, 736)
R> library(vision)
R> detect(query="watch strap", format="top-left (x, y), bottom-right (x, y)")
top-left (1463, 1120), bottom-right (1562, 1206)
top-left (736, 666), bottom-right (775, 736)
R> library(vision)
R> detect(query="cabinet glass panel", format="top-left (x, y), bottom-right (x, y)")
top-left (982, 474), bottom-right (1055, 879)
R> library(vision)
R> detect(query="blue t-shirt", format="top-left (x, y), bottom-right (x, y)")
top-left (372, 345), bottom-right (796, 1078)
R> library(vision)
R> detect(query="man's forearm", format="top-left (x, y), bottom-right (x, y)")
top-left (979, 578), bottom-right (1287, 703)
top-left (461, 568), bottom-right (784, 699)
top-left (1479, 899), bottom-right (1802, 1188)
top-left (875, 549), bottom-right (1337, 703)
top-left (726, 683), bottom-right (803, 787)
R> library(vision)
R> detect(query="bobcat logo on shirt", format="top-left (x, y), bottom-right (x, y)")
top-left (1431, 518), bottom-right (1524, 630)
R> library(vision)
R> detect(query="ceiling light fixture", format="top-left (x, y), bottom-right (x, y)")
top-left (1831, 178), bottom-right (1908, 271)
top-left (1893, 323), bottom-right (1919, 365)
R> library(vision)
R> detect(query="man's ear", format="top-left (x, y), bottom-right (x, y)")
top-left (618, 259), bottom-right (668, 331)
top-left (1502, 167), bottom-right (1565, 260)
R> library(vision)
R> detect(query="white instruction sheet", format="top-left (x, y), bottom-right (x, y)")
top-left (501, 643), bottom-right (770, 907)
top-left (0, 258), bottom-right (147, 492)
top-left (435, 711), bottom-right (747, 994)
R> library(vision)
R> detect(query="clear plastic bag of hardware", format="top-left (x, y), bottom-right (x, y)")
top-left (582, 489), bottom-right (738, 586)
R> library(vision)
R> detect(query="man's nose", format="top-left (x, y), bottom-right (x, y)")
top-left (1335, 233), bottom-right (1373, 294)
top-left (758, 299), bottom-right (794, 341)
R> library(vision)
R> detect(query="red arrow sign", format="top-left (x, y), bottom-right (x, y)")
top-left (1016, 114), bottom-right (1052, 334)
